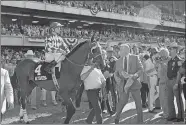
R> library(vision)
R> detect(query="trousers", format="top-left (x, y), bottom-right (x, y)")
top-left (40, 88), bottom-right (56, 101)
top-left (159, 82), bottom-right (168, 118)
top-left (148, 75), bottom-right (159, 111)
top-left (140, 82), bottom-right (149, 105)
top-left (167, 78), bottom-right (184, 119)
top-left (115, 88), bottom-right (143, 123)
top-left (86, 89), bottom-right (102, 124)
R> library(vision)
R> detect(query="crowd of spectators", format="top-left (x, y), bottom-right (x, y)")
top-left (1, 47), bottom-right (44, 67)
top-left (1, 23), bottom-right (185, 45)
top-left (37, 0), bottom-right (185, 24)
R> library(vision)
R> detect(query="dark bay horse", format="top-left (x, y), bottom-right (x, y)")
top-left (13, 38), bottom-right (105, 124)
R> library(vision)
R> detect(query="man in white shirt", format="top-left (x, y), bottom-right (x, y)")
top-left (1, 68), bottom-right (14, 122)
top-left (143, 54), bottom-right (159, 112)
top-left (80, 59), bottom-right (106, 124)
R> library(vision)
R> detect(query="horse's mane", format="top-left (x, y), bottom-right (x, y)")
top-left (66, 40), bottom-right (88, 58)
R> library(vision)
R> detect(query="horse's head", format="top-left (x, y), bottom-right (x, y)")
top-left (88, 35), bottom-right (106, 70)
top-left (63, 34), bottom-right (105, 71)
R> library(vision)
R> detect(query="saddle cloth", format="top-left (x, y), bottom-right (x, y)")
top-left (34, 62), bottom-right (60, 81)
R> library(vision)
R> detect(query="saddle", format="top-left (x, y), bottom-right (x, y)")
top-left (34, 60), bottom-right (59, 81)
top-left (29, 58), bottom-right (57, 74)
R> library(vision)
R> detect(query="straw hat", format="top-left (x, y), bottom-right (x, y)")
top-left (50, 22), bottom-right (63, 29)
top-left (25, 50), bottom-right (34, 56)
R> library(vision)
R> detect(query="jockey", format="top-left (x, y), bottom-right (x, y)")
top-left (44, 22), bottom-right (70, 89)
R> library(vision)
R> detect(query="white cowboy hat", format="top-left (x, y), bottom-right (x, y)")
top-left (106, 46), bottom-right (114, 52)
top-left (25, 50), bottom-right (34, 56)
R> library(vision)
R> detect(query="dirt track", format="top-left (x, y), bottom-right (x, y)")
top-left (1, 88), bottom-right (185, 124)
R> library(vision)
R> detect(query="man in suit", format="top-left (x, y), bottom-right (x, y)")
top-left (114, 44), bottom-right (143, 124)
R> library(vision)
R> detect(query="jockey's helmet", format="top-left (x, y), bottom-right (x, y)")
top-left (50, 22), bottom-right (63, 29)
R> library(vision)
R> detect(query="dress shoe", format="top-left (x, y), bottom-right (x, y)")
top-left (114, 119), bottom-right (119, 124)
top-left (148, 109), bottom-right (156, 113)
top-left (31, 106), bottom-right (37, 110)
top-left (154, 107), bottom-right (161, 110)
top-left (172, 118), bottom-right (184, 122)
top-left (142, 104), bottom-right (147, 108)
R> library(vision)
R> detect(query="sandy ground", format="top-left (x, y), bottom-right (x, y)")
top-left (1, 88), bottom-right (185, 124)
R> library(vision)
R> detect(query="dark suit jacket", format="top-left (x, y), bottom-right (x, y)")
top-left (114, 54), bottom-right (143, 90)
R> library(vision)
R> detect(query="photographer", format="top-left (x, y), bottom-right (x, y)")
top-left (101, 48), bottom-right (117, 115)
top-left (174, 60), bottom-right (186, 123)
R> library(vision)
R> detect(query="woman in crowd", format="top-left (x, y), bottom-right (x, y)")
top-left (150, 47), bottom-right (161, 109)
top-left (143, 53), bottom-right (159, 113)
top-left (156, 48), bottom-right (170, 118)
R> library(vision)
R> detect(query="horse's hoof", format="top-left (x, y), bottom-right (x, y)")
top-left (26, 121), bottom-right (30, 124)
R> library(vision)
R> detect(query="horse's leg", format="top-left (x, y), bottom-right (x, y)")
top-left (19, 81), bottom-right (35, 124)
top-left (19, 93), bottom-right (29, 124)
top-left (75, 83), bottom-right (84, 108)
top-left (61, 94), bottom-right (76, 124)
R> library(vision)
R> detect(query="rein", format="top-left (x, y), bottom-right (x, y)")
top-left (65, 57), bottom-right (86, 67)
top-left (65, 53), bottom-right (103, 67)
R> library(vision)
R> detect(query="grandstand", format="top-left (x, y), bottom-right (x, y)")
top-left (1, 0), bottom-right (185, 48)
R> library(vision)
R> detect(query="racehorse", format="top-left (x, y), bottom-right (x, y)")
top-left (12, 36), bottom-right (106, 124)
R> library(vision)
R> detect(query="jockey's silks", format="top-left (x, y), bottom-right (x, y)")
top-left (45, 35), bottom-right (70, 54)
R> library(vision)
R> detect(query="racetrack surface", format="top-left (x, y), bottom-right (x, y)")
top-left (1, 88), bottom-right (185, 124)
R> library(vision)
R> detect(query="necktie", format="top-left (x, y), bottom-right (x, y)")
top-left (123, 56), bottom-right (128, 91)
top-left (124, 56), bottom-right (127, 72)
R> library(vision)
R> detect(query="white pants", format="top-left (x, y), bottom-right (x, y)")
top-left (45, 53), bottom-right (65, 70)
top-left (148, 75), bottom-right (159, 111)
top-left (40, 88), bottom-right (56, 101)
